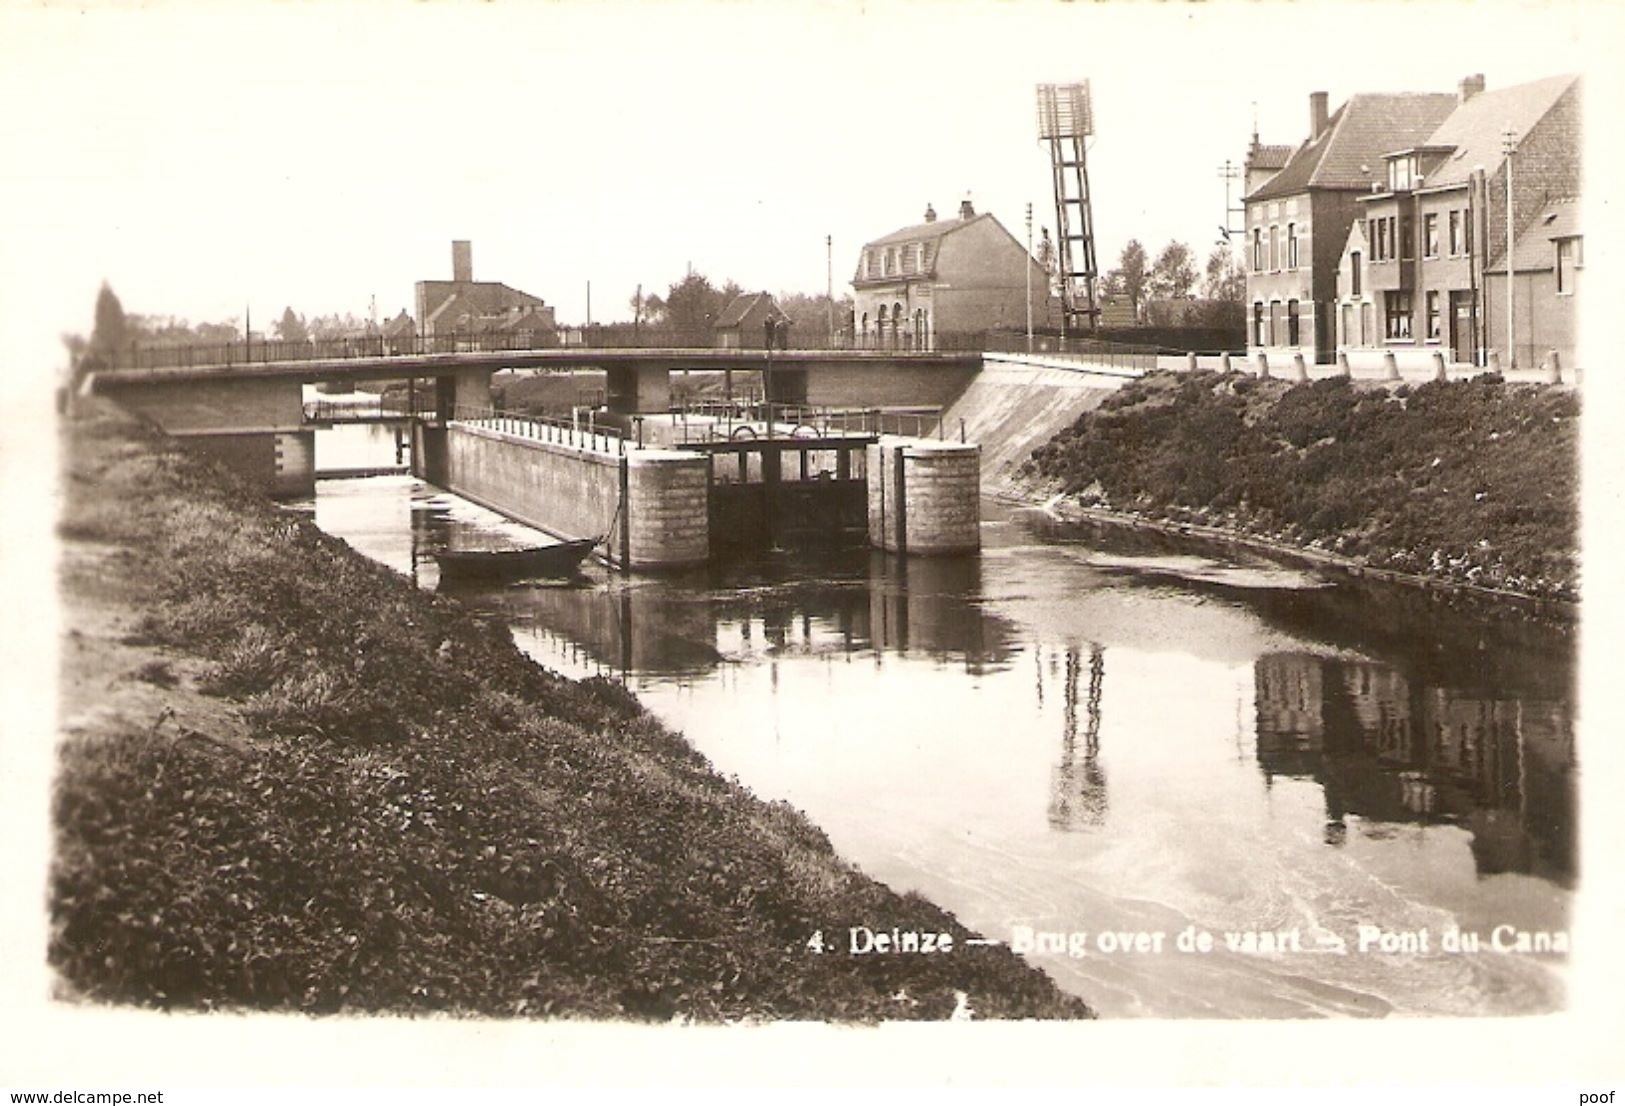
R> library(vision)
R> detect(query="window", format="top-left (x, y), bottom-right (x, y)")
top-left (1350, 251), bottom-right (1362, 296)
top-left (1448, 210), bottom-right (1462, 255)
top-left (1556, 238), bottom-right (1576, 293)
top-left (1400, 216), bottom-right (1413, 261)
top-left (1389, 157), bottom-right (1413, 192)
top-left (1426, 291), bottom-right (1441, 340)
top-left (1341, 304), bottom-right (1353, 345)
top-left (1287, 299), bottom-right (1301, 346)
top-left (1287, 223), bottom-right (1298, 268)
top-left (1269, 225), bottom-right (1280, 270)
top-left (1464, 213), bottom-right (1473, 255)
top-left (902, 244), bottom-right (918, 275)
top-left (1252, 228), bottom-right (1263, 272)
top-left (1253, 302), bottom-right (1265, 345)
top-left (1269, 301), bottom-right (1283, 346)
top-left (1384, 291), bottom-right (1412, 340)
top-left (1424, 213), bottom-right (1439, 258)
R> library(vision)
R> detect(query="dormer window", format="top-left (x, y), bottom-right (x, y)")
top-left (1388, 155), bottom-right (1416, 192)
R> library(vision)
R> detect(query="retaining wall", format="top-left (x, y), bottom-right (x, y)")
top-left (444, 423), bottom-right (708, 569)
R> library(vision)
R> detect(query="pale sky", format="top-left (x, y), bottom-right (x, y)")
top-left (0, 0), bottom-right (1608, 379)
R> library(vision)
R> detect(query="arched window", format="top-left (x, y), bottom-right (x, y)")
top-left (1287, 299), bottom-right (1300, 346)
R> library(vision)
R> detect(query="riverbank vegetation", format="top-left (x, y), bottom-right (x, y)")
top-left (1022, 371), bottom-right (1577, 602)
top-left (53, 401), bottom-right (1090, 1020)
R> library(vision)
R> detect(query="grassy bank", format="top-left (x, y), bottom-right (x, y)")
top-left (1022, 371), bottom-right (1578, 604)
top-left (53, 402), bottom-right (1090, 1021)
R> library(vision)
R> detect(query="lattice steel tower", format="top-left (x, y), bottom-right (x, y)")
top-left (1036, 82), bottom-right (1100, 332)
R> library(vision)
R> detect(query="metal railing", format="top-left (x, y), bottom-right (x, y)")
top-left (114, 325), bottom-right (1227, 371)
top-left (668, 399), bottom-right (951, 445)
top-left (448, 404), bottom-right (625, 456)
top-left (114, 331), bottom-right (562, 371)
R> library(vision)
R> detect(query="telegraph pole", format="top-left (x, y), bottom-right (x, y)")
top-left (1025, 202), bottom-right (1034, 352)
top-left (826, 234), bottom-right (834, 345)
top-left (1502, 125), bottom-right (1516, 370)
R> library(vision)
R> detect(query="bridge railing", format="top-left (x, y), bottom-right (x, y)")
top-left (117, 331), bottom-right (563, 371)
top-left (449, 404), bottom-right (626, 456)
top-left (669, 401), bottom-right (950, 445)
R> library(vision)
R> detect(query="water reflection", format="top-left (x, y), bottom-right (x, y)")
top-left (1255, 653), bottom-right (1575, 884)
top-left (475, 550), bottom-right (1022, 679)
top-left (304, 477), bottom-right (1579, 1016)
top-left (1048, 645), bottom-right (1108, 831)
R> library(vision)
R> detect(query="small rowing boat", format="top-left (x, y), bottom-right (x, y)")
top-left (434, 537), bottom-right (599, 582)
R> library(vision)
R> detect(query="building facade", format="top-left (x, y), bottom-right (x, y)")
top-left (852, 199), bottom-right (1057, 349)
top-left (1245, 90), bottom-right (1458, 366)
top-left (1330, 74), bottom-right (1580, 372)
top-left (414, 240), bottom-right (558, 345)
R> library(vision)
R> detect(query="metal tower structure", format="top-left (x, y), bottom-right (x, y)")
top-left (1037, 82), bottom-right (1100, 332)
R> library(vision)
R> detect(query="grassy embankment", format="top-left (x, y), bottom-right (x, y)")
top-left (1021, 371), bottom-right (1577, 605)
top-left (53, 401), bottom-right (1090, 1021)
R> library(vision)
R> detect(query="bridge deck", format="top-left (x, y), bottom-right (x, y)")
top-left (91, 346), bottom-right (983, 388)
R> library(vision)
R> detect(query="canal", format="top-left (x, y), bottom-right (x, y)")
top-left (296, 466), bottom-right (1576, 1018)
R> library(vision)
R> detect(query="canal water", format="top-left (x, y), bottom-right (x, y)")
top-left (296, 470), bottom-right (1577, 1019)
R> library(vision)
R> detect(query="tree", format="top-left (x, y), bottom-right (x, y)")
top-left (1149, 241), bottom-right (1198, 301)
top-left (775, 291), bottom-right (855, 345)
top-left (1107, 240), bottom-right (1149, 319)
top-left (1201, 246), bottom-right (1246, 303)
top-left (89, 282), bottom-right (128, 363)
top-left (274, 307), bottom-right (309, 343)
top-left (663, 272), bottom-right (729, 346)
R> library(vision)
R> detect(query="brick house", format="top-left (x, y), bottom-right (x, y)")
top-left (1331, 74), bottom-right (1580, 371)
top-left (1485, 198), bottom-right (1580, 372)
top-left (713, 292), bottom-right (792, 349)
top-left (1244, 89), bottom-right (1458, 366)
top-left (414, 240), bottom-right (558, 346)
top-left (852, 199), bottom-right (1057, 349)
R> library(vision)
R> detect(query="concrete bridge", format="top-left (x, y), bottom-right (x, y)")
top-left (88, 345), bottom-right (1001, 568)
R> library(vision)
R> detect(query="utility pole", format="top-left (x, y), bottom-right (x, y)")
top-left (1025, 202), bottom-right (1034, 352)
top-left (826, 234), bottom-right (834, 346)
top-left (1217, 159), bottom-right (1243, 244)
top-left (1502, 125), bottom-right (1516, 370)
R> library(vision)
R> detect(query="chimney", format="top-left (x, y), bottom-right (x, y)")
top-left (1459, 73), bottom-right (1486, 103)
top-left (1309, 92), bottom-right (1329, 139)
top-left (452, 240), bottom-right (473, 283)
top-left (959, 196), bottom-right (975, 220)
top-left (924, 203), bottom-right (937, 223)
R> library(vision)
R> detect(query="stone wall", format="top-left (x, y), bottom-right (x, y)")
top-left (866, 437), bottom-right (980, 555)
top-left (444, 424), bottom-right (708, 569)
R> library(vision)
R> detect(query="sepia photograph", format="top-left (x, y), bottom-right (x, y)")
top-left (2, 0), bottom-right (1622, 1094)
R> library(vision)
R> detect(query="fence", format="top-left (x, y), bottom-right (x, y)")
top-left (668, 400), bottom-right (951, 446)
top-left (115, 325), bottom-right (1236, 371)
top-left (449, 404), bottom-right (626, 456)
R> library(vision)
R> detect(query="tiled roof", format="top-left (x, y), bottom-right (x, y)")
top-left (856, 213), bottom-right (990, 284)
top-left (1248, 144), bottom-right (1294, 171)
top-left (1489, 197), bottom-right (1580, 274)
top-left (715, 292), bottom-right (788, 329)
top-left (1247, 93), bottom-right (1458, 201)
top-left (863, 212), bottom-right (986, 250)
top-left (1420, 74), bottom-right (1578, 190)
